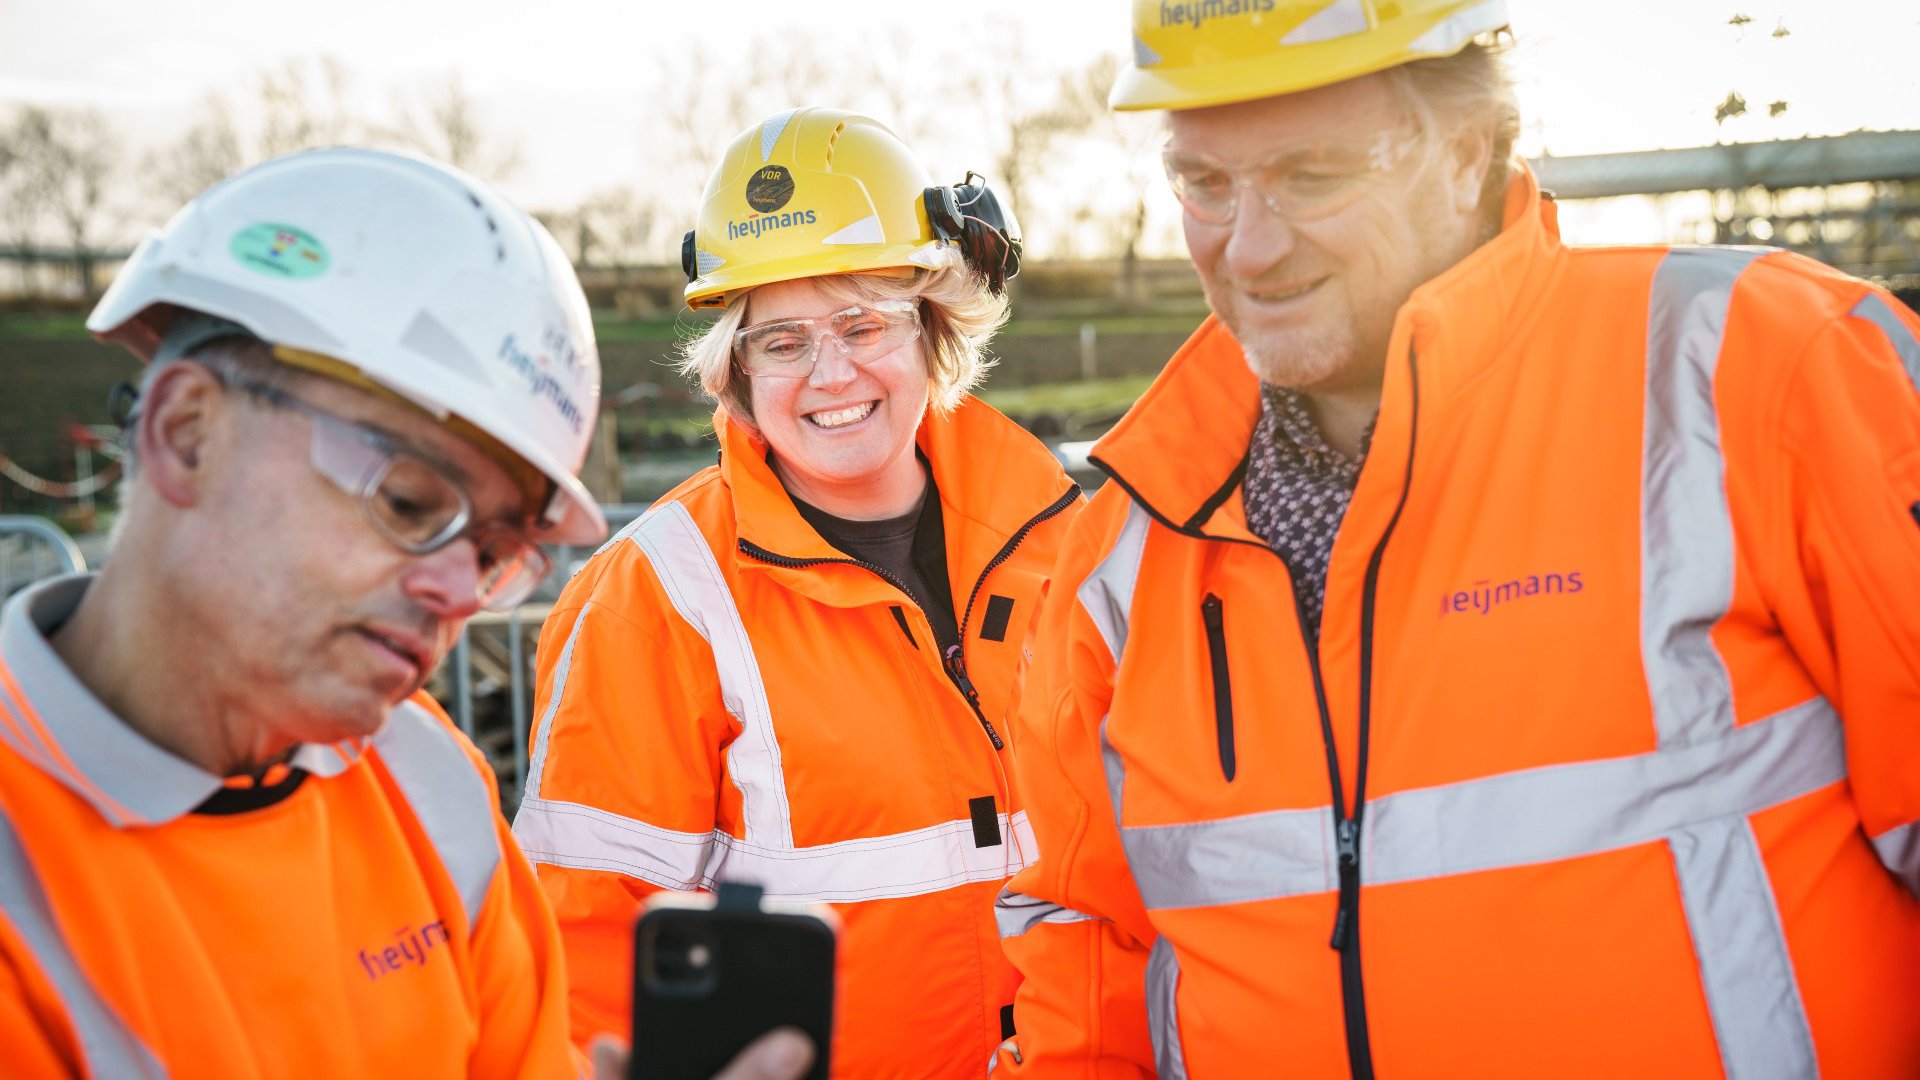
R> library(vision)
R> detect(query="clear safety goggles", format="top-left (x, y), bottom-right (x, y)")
top-left (733, 299), bottom-right (922, 378)
top-left (1162, 127), bottom-right (1422, 225)
top-left (222, 373), bottom-right (552, 611)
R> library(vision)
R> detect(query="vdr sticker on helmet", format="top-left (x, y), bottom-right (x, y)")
top-left (745, 166), bottom-right (796, 213)
top-left (229, 223), bottom-right (331, 280)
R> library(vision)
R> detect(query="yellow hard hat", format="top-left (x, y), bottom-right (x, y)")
top-left (684, 108), bottom-right (1013, 310)
top-left (1109, 0), bottom-right (1509, 112)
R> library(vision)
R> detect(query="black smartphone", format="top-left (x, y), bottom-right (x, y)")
top-left (630, 882), bottom-right (836, 1080)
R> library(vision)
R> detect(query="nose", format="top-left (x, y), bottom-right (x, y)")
top-left (401, 539), bottom-right (484, 621)
top-left (807, 335), bottom-right (858, 392)
top-left (1220, 184), bottom-right (1299, 282)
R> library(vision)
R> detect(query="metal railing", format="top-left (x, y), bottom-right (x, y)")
top-left (0, 516), bottom-right (87, 599)
top-left (437, 504), bottom-right (648, 811)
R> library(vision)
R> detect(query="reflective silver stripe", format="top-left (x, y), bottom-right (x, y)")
top-left (1077, 500), bottom-right (1152, 667)
top-left (514, 796), bottom-right (717, 890)
top-left (0, 806), bottom-right (165, 1077)
top-left (1871, 820), bottom-right (1920, 897)
top-left (375, 701), bottom-right (502, 927)
top-left (1670, 817), bottom-right (1817, 1079)
top-left (1144, 935), bottom-right (1188, 1080)
top-left (993, 888), bottom-right (1102, 939)
top-left (1642, 246), bottom-right (1765, 750)
top-left (1849, 291), bottom-right (1920, 390)
top-left (521, 602), bottom-right (591, 802)
top-left (630, 501), bottom-right (794, 849)
top-left (1644, 246), bottom-right (1817, 1075)
top-left (517, 797), bottom-right (1037, 904)
top-left (1123, 697), bottom-right (1841, 909)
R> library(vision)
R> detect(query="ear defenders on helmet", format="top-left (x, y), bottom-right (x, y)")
top-left (923, 173), bottom-right (1022, 296)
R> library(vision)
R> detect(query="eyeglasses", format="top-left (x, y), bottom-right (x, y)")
top-left (733, 299), bottom-right (922, 378)
top-left (221, 372), bottom-right (553, 611)
top-left (1162, 128), bottom-right (1421, 226)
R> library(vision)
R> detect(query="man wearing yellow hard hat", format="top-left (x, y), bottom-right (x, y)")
top-left (995, 2), bottom-right (1920, 1076)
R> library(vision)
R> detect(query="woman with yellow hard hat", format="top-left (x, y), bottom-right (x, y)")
top-left (516, 106), bottom-right (1081, 1077)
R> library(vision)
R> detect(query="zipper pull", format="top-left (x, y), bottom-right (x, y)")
top-left (944, 645), bottom-right (1004, 750)
top-left (1202, 593), bottom-right (1223, 629)
top-left (1336, 818), bottom-right (1359, 870)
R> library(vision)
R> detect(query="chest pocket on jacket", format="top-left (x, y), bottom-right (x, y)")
top-left (1201, 593), bottom-right (1236, 782)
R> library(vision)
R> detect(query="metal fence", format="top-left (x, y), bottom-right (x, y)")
top-left (437, 503), bottom-right (648, 811)
top-left (0, 516), bottom-right (87, 598)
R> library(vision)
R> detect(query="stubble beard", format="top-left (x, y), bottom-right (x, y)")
top-left (1203, 277), bottom-right (1360, 392)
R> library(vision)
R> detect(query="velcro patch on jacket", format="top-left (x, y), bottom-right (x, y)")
top-left (979, 595), bottom-right (1016, 642)
top-left (969, 796), bottom-right (1001, 848)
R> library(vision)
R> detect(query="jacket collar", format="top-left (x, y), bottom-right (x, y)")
top-left (717, 395), bottom-right (1076, 605)
top-left (0, 575), bottom-right (369, 827)
top-left (1091, 164), bottom-right (1564, 530)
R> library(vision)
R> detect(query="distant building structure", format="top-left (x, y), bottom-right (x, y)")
top-left (1530, 130), bottom-right (1920, 304)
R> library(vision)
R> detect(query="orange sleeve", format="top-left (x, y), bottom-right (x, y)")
top-left (1769, 290), bottom-right (1920, 893)
top-left (0, 922), bottom-right (79, 1080)
top-left (470, 793), bottom-right (585, 1080)
top-left (997, 495), bottom-right (1157, 1078)
top-left (515, 556), bottom-right (741, 1051)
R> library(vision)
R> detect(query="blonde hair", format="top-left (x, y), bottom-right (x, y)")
top-left (1383, 38), bottom-right (1523, 237)
top-left (676, 267), bottom-right (1007, 424)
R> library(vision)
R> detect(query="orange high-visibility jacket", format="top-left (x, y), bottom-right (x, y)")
top-left (996, 168), bottom-right (1920, 1079)
top-left (516, 397), bottom-right (1080, 1078)
top-left (0, 575), bottom-right (577, 1079)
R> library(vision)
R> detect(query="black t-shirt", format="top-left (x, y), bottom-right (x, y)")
top-left (791, 472), bottom-right (961, 659)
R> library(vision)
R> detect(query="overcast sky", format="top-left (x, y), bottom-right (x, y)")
top-left (3, 0), bottom-right (1918, 248)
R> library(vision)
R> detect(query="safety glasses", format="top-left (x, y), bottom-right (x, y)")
top-left (222, 373), bottom-right (552, 611)
top-left (1162, 127), bottom-right (1422, 225)
top-left (733, 299), bottom-right (922, 378)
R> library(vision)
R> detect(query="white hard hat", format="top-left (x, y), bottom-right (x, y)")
top-left (88, 146), bottom-right (607, 545)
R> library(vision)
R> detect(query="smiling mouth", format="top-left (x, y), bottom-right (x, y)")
top-left (806, 401), bottom-right (877, 429)
top-left (1247, 278), bottom-right (1323, 303)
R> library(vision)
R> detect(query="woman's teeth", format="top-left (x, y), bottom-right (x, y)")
top-left (807, 402), bottom-right (877, 429)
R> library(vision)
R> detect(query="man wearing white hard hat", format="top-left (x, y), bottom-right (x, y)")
top-left (0, 148), bottom-right (810, 1079)
top-left (995, 2), bottom-right (1920, 1077)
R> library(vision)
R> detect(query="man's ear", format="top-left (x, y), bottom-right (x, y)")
top-left (135, 364), bottom-right (229, 509)
top-left (1444, 124), bottom-right (1497, 217)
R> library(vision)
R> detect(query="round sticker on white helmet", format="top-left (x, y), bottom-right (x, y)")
top-left (229, 223), bottom-right (331, 280)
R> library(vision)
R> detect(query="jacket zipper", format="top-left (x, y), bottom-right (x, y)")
top-left (1085, 349), bottom-right (1421, 1080)
top-left (1200, 594), bottom-right (1236, 782)
top-left (738, 482), bottom-right (1080, 754)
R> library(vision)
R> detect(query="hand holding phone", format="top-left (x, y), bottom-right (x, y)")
top-left (630, 882), bottom-right (837, 1080)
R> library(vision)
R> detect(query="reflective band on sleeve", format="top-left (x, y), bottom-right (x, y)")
top-left (1077, 501), bottom-right (1153, 668)
top-left (521, 602), bottom-right (591, 803)
top-left (629, 501), bottom-right (794, 849)
top-left (1848, 291), bottom-right (1920, 391)
top-left (1144, 935), bottom-right (1189, 1080)
top-left (513, 796), bottom-right (718, 890)
top-left (0, 808), bottom-right (166, 1078)
top-left (1642, 246), bottom-right (1765, 750)
top-left (517, 798), bottom-right (1037, 904)
top-left (993, 888), bottom-right (1102, 939)
top-left (1872, 820), bottom-right (1920, 897)
top-left (1669, 817), bottom-right (1817, 1079)
top-left (1120, 697), bottom-right (1840, 909)
top-left (374, 702), bottom-right (502, 928)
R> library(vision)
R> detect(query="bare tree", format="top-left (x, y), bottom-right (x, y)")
top-left (147, 92), bottom-right (246, 207)
top-left (1041, 55), bottom-right (1165, 300)
top-left (2, 105), bottom-right (123, 294)
top-left (256, 55), bottom-right (359, 158)
top-left (145, 55), bottom-right (367, 220)
top-left (388, 72), bottom-right (523, 181)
